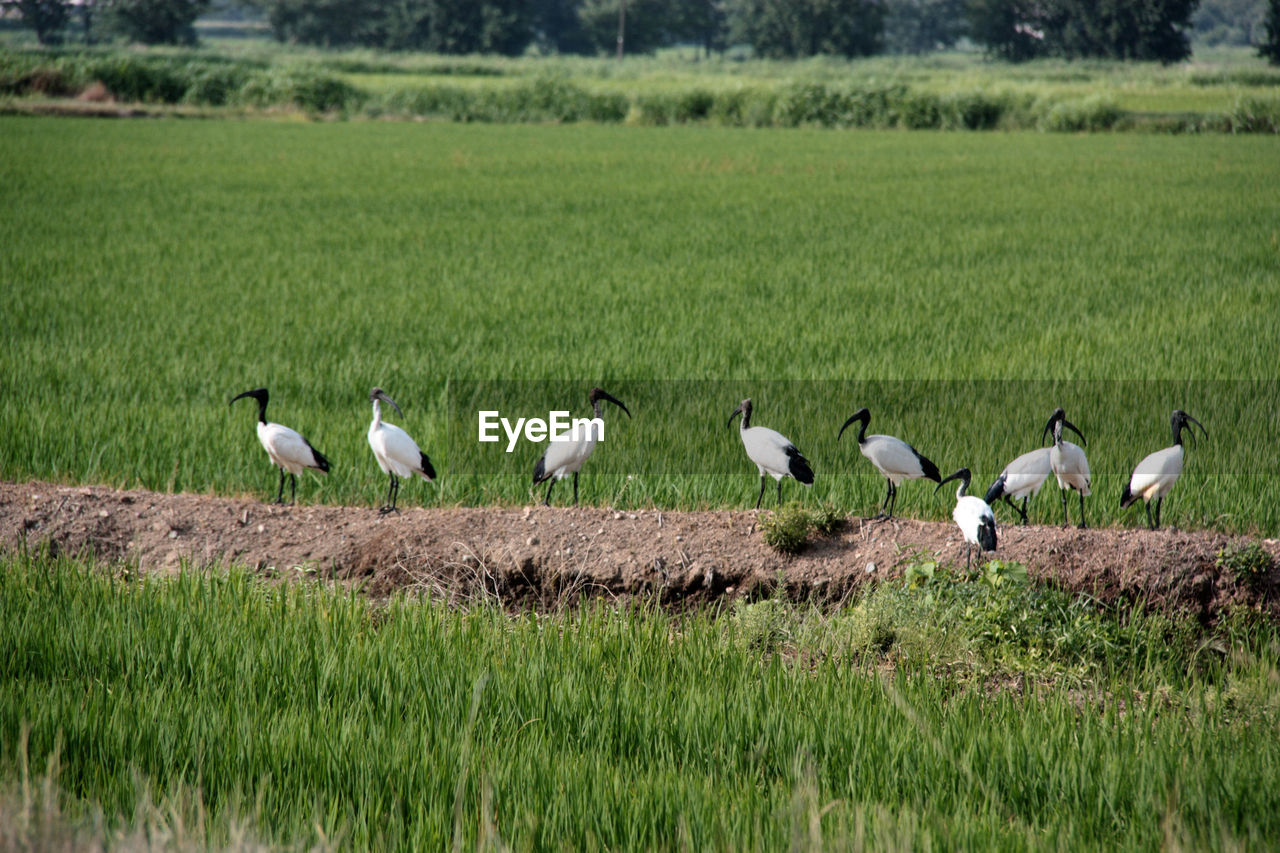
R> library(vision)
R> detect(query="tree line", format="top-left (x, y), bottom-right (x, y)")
top-left (6, 0), bottom-right (1280, 65)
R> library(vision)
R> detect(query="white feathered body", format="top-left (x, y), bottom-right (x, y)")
top-left (369, 419), bottom-right (434, 481)
top-left (990, 448), bottom-right (1052, 500)
top-left (741, 425), bottom-right (809, 483)
top-left (1124, 444), bottom-right (1183, 505)
top-left (953, 494), bottom-right (998, 552)
top-left (860, 434), bottom-right (933, 484)
top-left (1050, 440), bottom-right (1091, 495)
top-left (257, 421), bottom-right (327, 477)
top-left (537, 420), bottom-right (602, 482)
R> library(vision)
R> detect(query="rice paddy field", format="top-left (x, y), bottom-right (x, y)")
top-left (2, 70), bottom-right (1280, 851)
top-left (1, 117), bottom-right (1277, 529)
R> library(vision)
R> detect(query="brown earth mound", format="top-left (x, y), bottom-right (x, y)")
top-left (3, 481), bottom-right (1277, 621)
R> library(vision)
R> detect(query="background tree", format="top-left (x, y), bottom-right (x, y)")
top-left (1, 0), bottom-right (70, 44)
top-left (965, 0), bottom-right (1046, 60)
top-left (728, 0), bottom-right (884, 58)
top-left (1193, 0), bottom-right (1266, 46)
top-left (883, 0), bottom-right (966, 53)
top-left (106, 0), bottom-right (211, 44)
top-left (1261, 0), bottom-right (1280, 61)
top-left (577, 0), bottom-right (676, 55)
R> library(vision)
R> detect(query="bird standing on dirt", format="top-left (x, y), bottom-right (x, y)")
top-left (533, 387), bottom-right (630, 506)
top-left (230, 387), bottom-right (329, 505)
top-left (1044, 408), bottom-right (1091, 528)
top-left (937, 467), bottom-right (997, 570)
top-left (838, 407), bottom-right (941, 520)
top-left (1121, 409), bottom-right (1207, 530)
top-left (367, 387), bottom-right (435, 514)
top-left (985, 447), bottom-right (1052, 525)
top-left (728, 398), bottom-right (814, 509)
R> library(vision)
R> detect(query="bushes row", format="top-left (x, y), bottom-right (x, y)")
top-left (3, 49), bottom-right (1278, 133)
top-left (0, 51), bottom-right (360, 112)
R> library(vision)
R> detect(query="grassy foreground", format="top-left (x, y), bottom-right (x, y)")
top-left (3, 551), bottom-right (1280, 850)
top-left (1, 118), bottom-right (1278, 530)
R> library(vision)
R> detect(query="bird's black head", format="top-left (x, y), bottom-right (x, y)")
top-left (728, 398), bottom-right (752, 429)
top-left (1042, 408), bottom-right (1085, 447)
top-left (230, 388), bottom-right (269, 423)
top-left (1171, 409), bottom-right (1207, 448)
top-left (838, 407), bottom-right (871, 442)
top-left (589, 387), bottom-right (631, 419)
top-left (936, 467), bottom-right (972, 496)
top-left (370, 387), bottom-right (403, 417)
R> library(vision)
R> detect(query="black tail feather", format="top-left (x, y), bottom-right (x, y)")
top-left (532, 454), bottom-right (548, 485)
top-left (914, 448), bottom-right (941, 482)
top-left (786, 446), bottom-right (815, 485)
top-left (1120, 482), bottom-right (1136, 508)
top-left (419, 452), bottom-right (436, 481)
top-left (307, 442), bottom-right (330, 473)
top-left (984, 474), bottom-right (1007, 505)
top-left (978, 518), bottom-right (997, 552)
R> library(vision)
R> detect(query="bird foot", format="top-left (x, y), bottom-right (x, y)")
top-left (378, 506), bottom-right (399, 516)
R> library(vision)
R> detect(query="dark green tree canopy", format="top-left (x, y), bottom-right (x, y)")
top-left (1, 0), bottom-right (70, 44)
top-left (967, 0), bottom-right (1200, 62)
top-left (108, 0), bottom-right (211, 44)
top-left (728, 0), bottom-right (885, 58)
top-left (1262, 0), bottom-right (1280, 63)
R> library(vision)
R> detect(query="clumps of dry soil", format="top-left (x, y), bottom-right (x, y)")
top-left (3, 481), bottom-right (1277, 620)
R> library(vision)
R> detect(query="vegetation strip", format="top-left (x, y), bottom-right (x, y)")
top-left (2, 549), bottom-right (1279, 849)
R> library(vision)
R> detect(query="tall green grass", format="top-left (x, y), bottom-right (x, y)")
top-left (2, 551), bottom-right (1278, 849)
top-left (1, 119), bottom-right (1276, 528)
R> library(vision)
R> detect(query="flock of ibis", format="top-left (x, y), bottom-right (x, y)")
top-left (230, 388), bottom-right (1207, 558)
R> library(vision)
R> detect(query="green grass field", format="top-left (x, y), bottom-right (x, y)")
top-left (3, 552), bottom-right (1279, 850)
top-left (1, 118), bottom-right (1277, 529)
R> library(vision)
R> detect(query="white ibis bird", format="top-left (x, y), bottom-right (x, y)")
top-left (367, 387), bottom-right (435, 514)
top-left (728, 398), bottom-right (814, 509)
top-left (533, 387), bottom-right (630, 506)
top-left (838, 407), bottom-right (940, 519)
top-left (1043, 408), bottom-right (1091, 528)
top-left (230, 387), bottom-right (330, 505)
top-left (1121, 409), bottom-right (1207, 530)
top-left (936, 467), bottom-right (997, 570)
top-left (984, 448), bottom-right (1052, 525)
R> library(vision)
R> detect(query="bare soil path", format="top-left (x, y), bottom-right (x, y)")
top-left (3, 481), bottom-right (1277, 620)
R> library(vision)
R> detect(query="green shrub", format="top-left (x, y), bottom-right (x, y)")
top-left (1217, 541), bottom-right (1273, 588)
top-left (729, 596), bottom-right (793, 652)
top-left (760, 504), bottom-right (813, 554)
top-left (1039, 95), bottom-right (1122, 132)
top-left (1227, 96), bottom-right (1280, 134)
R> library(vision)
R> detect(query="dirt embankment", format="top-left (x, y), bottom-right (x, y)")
top-left (3, 481), bottom-right (1277, 621)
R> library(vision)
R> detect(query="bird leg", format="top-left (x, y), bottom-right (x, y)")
top-left (572, 472), bottom-right (579, 506)
top-left (1060, 489), bottom-right (1069, 527)
top-left (1077, 491), bottom-right (1086, 529)
top-left (874, 480), bottom-right (892, 520)
top-left (1018, 497), bottom-right (1029, 525)
top-left (776, 478), bottom-right (783, 505)
top-left (887, 482), bottom-right (898, 519)
top-left (380, 475), bottom-right (399, 515)
top-left (543, 479), bottom-right (556, 507)
top-left (1144, 501), bottom-right (1154, 531)
top-left (288, 473), bottom-right (297, 506)
top-left (1154, 497), bottom-right (1163, 530)
top-left (274, 468), bottom-right (286, 505)
top-left (755, 475), bottom-right (767, 510)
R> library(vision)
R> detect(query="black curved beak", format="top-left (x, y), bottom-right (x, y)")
top-left (597, 390), bottom-right (630, 419)
top-left (230, 388), bottom-right (265, 406)
top-left (837, 408), bottom-right (868, 441)
top-left (1062, 419), bottom-right (1086, 446)
top-left (1182, 412), bottom-right (1207, 447)
top-left (377, 390), bottom-right (404, 418)
top-left (935, 468), bottom-right (970, 494)
top-left (727, 406), bottom-right (742, 430)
